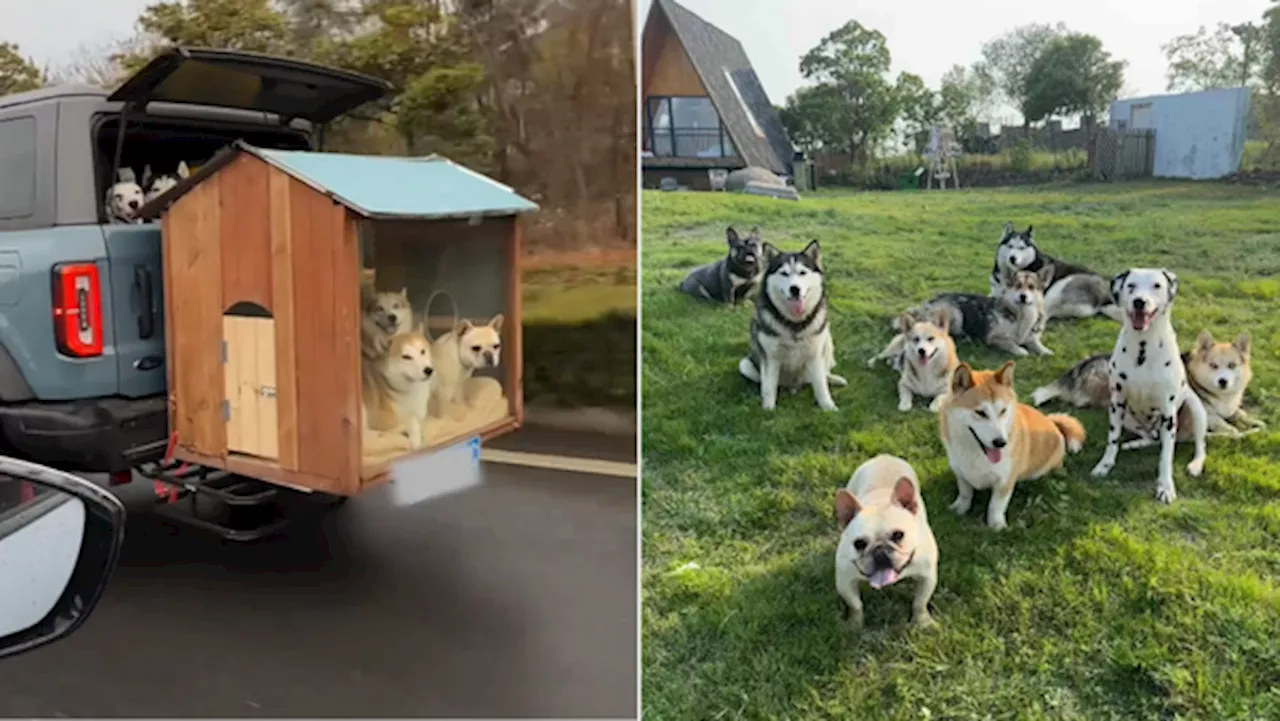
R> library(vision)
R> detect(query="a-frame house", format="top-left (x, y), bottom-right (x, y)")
top-left (641, 0), bottom-right (798, 189)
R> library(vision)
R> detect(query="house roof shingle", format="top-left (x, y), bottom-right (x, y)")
top-left (650, 0), bottom-right (796, 175)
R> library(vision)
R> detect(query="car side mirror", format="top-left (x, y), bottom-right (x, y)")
top-left (0, 457), bottom-right (125, 661)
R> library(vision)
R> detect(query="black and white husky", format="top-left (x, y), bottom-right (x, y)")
top-left (990, 223), bottom-right (1123, 322)
top-left (678, 226), bottom-right (763, 304)
top-left (895, 266), bottom-right (1054, 357)
top-left (737, 240), bottom-right (847, 411)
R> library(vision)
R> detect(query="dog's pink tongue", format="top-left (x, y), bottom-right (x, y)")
top-left (1130, 311), bottom-right (1151, 331)
top-left (985, 447), bottom-right (1002, 464)
top-left (869, 568), bottom-right (899, 590)
top-left (786, 299), bottom-right (805, 316)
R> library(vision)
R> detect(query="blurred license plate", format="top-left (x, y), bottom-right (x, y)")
top-left (388, 437), bottom-right (483, 507)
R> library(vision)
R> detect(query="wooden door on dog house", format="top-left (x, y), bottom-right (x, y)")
top-left (222, 303), bottom-right (279, 460)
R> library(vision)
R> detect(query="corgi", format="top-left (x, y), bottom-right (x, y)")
top-left (867, 308), bottom-right (960, 412)
top-left (430, 315), bottom-right (504, 420)
top-left (361, 288), bottom-right (416, 360)
top-left (939, 361), bottom-right (1086, 530)
top-left (361, 331), bottom-right (435, 451)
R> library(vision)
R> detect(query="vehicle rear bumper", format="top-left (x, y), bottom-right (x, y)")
top-left (0, 395), bottom-right (168, 473)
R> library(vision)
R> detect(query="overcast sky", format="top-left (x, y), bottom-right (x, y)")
top-left (638, 0), bottom-right (1272, 123)
top-left (6, 0), bottom-right (154, 69)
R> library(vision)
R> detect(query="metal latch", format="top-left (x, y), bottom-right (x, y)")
top-left (258, 385), bottom-right (277, 399)
top-left (221, 399), bottom-right (230, 422)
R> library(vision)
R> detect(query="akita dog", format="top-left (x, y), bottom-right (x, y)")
top-left (362, 330), bottom-right (435, 452)
top-left (430, 315), bottom-right (504, 420)
top-left (895, 267), bottom-right (1054, 357)
top-left (989, 223), bottom-right (1123, 322)
top-left (737, 240), bottom-right (847, 411)
top-left (1031, 330), bottom-right (1265, 439)
top-left (867, 308), bottom-right (959, 412)
top-left (362, 288), bottom-right (416, 360)
top-left (940, 361), bottom-right (1086, 530)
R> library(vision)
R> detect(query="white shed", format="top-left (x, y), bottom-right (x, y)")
top-left (1109, 87), bottom-right (1252, 180)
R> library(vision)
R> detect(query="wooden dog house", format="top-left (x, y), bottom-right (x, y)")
top-left (143, 141), bottom-right (538, 496)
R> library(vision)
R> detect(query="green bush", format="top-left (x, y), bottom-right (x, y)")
top-left (1007, 139), bottom-right (1034, 173)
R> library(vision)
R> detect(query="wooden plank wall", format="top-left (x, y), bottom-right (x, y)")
top-left (164, 153), bottom-right (362, 493)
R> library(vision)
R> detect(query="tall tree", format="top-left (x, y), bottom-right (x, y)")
top-left (0, 42), bottom-right (44, 95)
top-left (1162, 22), bottom-right (1269, 91)
top-left (936, 63), bottom-right (991, 130)
top-left (789, 20), bottom-right (903, 164)
top-left (113, 0), bottom-right (292, 73)
top-left (974, 22), bottom-right (1069, 127)
top-left (894, 72), bottom-right (937, 151)
top-left (1023, 33), bottom-right (1125, 127)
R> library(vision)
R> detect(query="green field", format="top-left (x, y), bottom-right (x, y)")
top-left (641, 183), bottom-right (1280, 720)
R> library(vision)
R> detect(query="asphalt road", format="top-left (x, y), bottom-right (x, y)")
top-left (0, 429), bottom-right (638, 718)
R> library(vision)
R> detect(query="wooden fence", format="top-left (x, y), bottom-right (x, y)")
top-left (1091, 128), bottom-right (1156, 180)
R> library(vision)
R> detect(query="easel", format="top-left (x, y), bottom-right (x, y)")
top-left (924, 126), bottom-right (961, 190)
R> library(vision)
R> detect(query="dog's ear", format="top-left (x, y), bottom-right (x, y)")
top-left (1161, 270), bottom-right (1179, 300)
top-left (761, 242), bottom-right (780, 265)
top-left (951, 363), bottom-right (975, 393)
top-left (1234, 331), bottom-right (1251, 357)
top-left (747, 226), bottom-right (761, 242)
top-left (801, 239), bottom-right (822, 271)
top-left (141, 165), bottom-right (153, 186)
top-left (1024, 224), bottom-right (1034, 239)
top-left (397, 287), bottom-right (408, 298)
top-left (725, 227), bottom-right (740, 247)
top-left (897, 312), bottom-right (915, 332)
top-left (930, 307), bottom-right (951, 333)
top-left (993, 360), bottom-right (1016, 387)
top-left (1197, 329), bottom-right (1215, 355)
top-left (177, 161), bottom-right (191, 179)
top-left (892, 476), bottom-right (919, 515)
top-left (117, 167), bottom-right (137, 184)
top-left (488, 313), bottom-right (504, 332)
top-left (1002, 221), bottom-right (1014, 236)
top-left (1035, 264), bottom-right (1054, 289)
top-left (458, 319), bottom-right (475, 334)
top-left (1110, 270), bottom-right (1130, 302)
top-left (834, 489), bottom-right (861, 529)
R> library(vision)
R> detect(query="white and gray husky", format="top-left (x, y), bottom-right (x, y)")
top-left (738, 240), bottom-right (847, 411)
top-left (990, 223), bottom-right (1123, 322)
top-left (678, 226), bottom-right (764, 305)
top-left (894, 266), bottom-right (1054, 357)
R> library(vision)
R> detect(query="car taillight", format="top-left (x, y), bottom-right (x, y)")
top-left (52, 262), bottom-right (104, 358)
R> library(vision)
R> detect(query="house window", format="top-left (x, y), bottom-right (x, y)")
top-left (644, 96), bottom-right (737, 158)
top-left (723, 69), bottom-right (765, 138)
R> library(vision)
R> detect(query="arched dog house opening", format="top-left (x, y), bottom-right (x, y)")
top-left (222, 301), bottom-right (278, 461)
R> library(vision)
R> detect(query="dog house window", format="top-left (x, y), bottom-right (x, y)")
top-left (0, 116), bottom-right (37, 219)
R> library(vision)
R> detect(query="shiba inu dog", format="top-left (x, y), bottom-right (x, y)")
top-left (867, 308), bottom-right (959, 412)
top-left (678, 226), bottom-right (764, 305)
top-left (895, 267), bottom-right (1054, 357)
top-left (1089, 268), bottom-right (1207, 504)
top-left (834, 454), bottom-right (938, 630)
top-left (105, 168), bottom-right (145, 223)
top-left (737, 240), bottom-right (847, 411)
top-left (362, 288), bottom-right (416, 360)
top-left (989, 223), bottom-right (1123, 322)
top-left (1032, 330), bottom-right (1265, 440)
top-left (142, 161), bottom-right (191, 203)
top-left (361, 330), bottom-right (435, 451)
top-left (940, 361), bottom-right (1086, 530)
top-left (430, 315), bottom-right (503, 420)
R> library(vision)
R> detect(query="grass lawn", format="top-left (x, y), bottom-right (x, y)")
top-left (641, 182), bottom-right (1280, 720)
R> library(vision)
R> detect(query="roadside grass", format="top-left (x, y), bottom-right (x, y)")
top-left (641, 182), bottom-right (1280, 721)
top-left (524, 262), bottom-right (636, 324)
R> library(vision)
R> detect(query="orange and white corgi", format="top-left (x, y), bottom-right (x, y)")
top-left (939, 361), bottom-right (1086, 530)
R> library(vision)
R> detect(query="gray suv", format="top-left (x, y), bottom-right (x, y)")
top-left (0, 47), bottom-right (389, 474)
